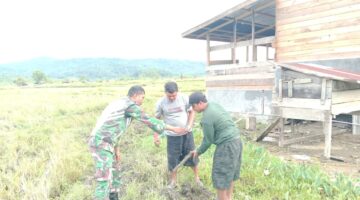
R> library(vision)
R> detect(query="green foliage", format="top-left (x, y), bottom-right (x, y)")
top-left (13, 77), bottom-right (28, 86)
top-left (32, 70), bottom-right (47, 84)
top-left (139, 67), bottom-right (162, 79)
top-left (235, 142), bottom-right (360, 199)
top-left (78, 76), bottom-right (88, 83)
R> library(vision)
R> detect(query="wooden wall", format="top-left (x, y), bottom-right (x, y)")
top-left (332, 89), bottom-right (360, 115)
top-left (206, 62), bottom-right (275, 90)
top-left (280, 70), bottom-right (323, 99)
top-left (205, 62), bottom-right (275, 115)
top-left (275, 0), bottom-right (360, 62)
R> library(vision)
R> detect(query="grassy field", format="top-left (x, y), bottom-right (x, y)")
top-left (0, 78), bottom-right (359, 200)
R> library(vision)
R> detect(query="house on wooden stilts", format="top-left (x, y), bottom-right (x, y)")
top-left (182, 0), bottom-right (360, 158)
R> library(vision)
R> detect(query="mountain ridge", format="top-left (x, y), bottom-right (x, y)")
top-left (0, 57), bottom-right (205, 80)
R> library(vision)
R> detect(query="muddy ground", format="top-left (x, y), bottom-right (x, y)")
top-left (253, 121), bottom-right (360, 179)
top-left (160, 183), bottom-right (213, 200)
top-left (118, 163), bottom-right (215, 200)
top-left (118, 123), bottom-right (216, 200)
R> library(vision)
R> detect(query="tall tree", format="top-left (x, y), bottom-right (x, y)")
top-left (32, 70), bottom-right (47, 84)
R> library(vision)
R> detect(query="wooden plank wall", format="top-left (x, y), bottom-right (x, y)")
top-left (280, 70), bottom-right (322, 98)
top-left (332, 80), bottom-right (360, 92)
top-left (331, 89), bottom-right (360, 115)
top-left (275, 0), bottom-right (360, 62)
top-left (205, 62), bottom-right (275, 90)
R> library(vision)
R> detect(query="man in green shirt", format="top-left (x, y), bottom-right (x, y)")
top-left (189, 92), bottom-right (242, 200)
top-left (88, 85), bottom-right (186, 200)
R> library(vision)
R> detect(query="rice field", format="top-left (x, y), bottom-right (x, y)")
top-left (0, 78), bottom-right (359, 200)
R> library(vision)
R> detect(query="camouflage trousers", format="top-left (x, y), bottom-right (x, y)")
top-left (90, 147), bottom-right (121, 200)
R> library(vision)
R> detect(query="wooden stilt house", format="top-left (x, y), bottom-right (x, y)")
top-left (182, 0), bottom-right (360, 158)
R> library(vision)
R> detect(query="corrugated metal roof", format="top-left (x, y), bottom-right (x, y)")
top-left (277, 63), bottom-right (360, 83)
top-left (182, 0), bottom-right (275, 42)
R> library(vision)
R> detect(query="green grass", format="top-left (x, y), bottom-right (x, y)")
top-left (0, 78), bottom-right (359, 200)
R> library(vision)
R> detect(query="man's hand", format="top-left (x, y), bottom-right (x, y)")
top-left (171, 127), bottom-right (187, 134)
top-left (165, 124), bottom-right (187, 134)
top-left (115, 147), bottom-right (121, 167)
top-left (190, 150), bottom-right (198, 159)
top-left (153, 132), bottom-right (161, 147)
top-left (185, 125), bottom-right (192, 133)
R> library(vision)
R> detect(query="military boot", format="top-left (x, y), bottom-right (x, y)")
top-left (109, 192), bottom-right (119, 200)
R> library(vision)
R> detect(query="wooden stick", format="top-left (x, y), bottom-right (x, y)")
top-left (330, 156), bottom-right (345, 162)
top-left (172, 153), bottom-right (193, 172)
top-left (256, 117), bottom-right (280, 142)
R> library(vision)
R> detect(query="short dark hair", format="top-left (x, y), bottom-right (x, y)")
top-left (127, 85), bottom-right (145, 97)
top-left (164, 81), bottom-right (178, 93)
top-left (189, 92), bottom-right (207, 105)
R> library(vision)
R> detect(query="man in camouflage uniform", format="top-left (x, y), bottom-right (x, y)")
top-left (88, 85), bottom-right (186, 200)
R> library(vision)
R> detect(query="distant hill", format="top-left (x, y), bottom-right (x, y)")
top-left (0, 57), bottom-right (205, 80)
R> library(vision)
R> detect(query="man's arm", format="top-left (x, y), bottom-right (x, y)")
top-left (126, 104), bottom-right (166, 133)
top-left (114, 146), bottom-right (121, 167)
top-left (153, 100), bottom-right (163, 146)
top-left (196, 122), bottom-right (215, 155)
top-left (126, 104), bottom-right (186, 134)
top-left (186, 109), bottom-right (195, 132)
top-left (153, 116), bottom-right (161, 146)
top-left (185, 95), bottom-right (195, 132)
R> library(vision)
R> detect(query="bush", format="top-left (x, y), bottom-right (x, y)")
top-left (32, 70), bottom-right (47, 84)
top-left (13, 77), bottom-right (28, 86)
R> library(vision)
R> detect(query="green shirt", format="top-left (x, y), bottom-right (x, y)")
top-left (197, 102), bottom-right (240, 155)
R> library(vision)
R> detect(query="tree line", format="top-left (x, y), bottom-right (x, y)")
top-left (0, 57), bottom-right (205, 85)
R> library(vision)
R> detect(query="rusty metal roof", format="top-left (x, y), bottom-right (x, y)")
top-left (277, 63), bottom-right (360, 83)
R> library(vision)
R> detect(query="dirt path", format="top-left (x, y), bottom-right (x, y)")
top-left (256, 121), bottom-right (360, 179)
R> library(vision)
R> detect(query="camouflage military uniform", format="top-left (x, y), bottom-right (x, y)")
top-left (88, 97), bottom-right (165, 200)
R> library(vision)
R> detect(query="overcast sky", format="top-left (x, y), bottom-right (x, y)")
top-left (0, 0), bottom-right (244, 64)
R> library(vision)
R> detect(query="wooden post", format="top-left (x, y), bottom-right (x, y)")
top-left (288, 80), bottom-right (293, 97)
top-left (278, 79), bottom-right (283, 102)
top-left (323, 111), bottom-right (333, 158)
top-left (251, 8), bottom-right (257, 62)
top-left (353, 115), bottom-right (360, 135)
top-left (246, 115), bottom-right (256, 131)
top-left (321, 78), bottom-right (327, 105)
top-left (278, 117), bottom-right (285, 147)
top-left (232, 18), bottom-right (237, 64)
top-left (266, 44), bottom-right (269, 61)
top-left (206, 34), bottom-right (210, 66)
top-left (246, 46), bottom-right (249, 62)
top-left (261, 90), bottom-right (265, 115)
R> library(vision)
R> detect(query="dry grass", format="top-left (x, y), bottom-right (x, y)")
top-left (0, 78), bottom-right (359, 200)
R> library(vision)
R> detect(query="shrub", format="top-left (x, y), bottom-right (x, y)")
top-left (32, 70), bottom-right (47, 84)
top-left (13, 77), bottom-right (28, 86)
